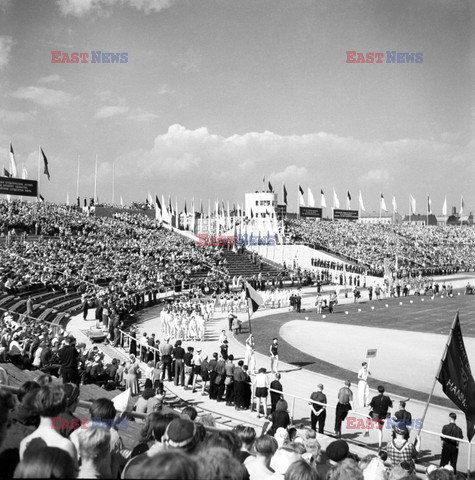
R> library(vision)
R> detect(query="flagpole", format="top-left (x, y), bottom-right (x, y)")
top-left (37, 145), bottom-right (41, 201)
top-left (76, 154), bottom-right (80, 206)
top-left (112, 162), bottom-right (115, 205)
top-left (409, 195), bottom-right (411, 224)
top-left (94, 154), bottom-right (98, 204)
top-left (417, 312), bottom-right (459, 439)
top-left (426, 195), bottom-right (429, 227)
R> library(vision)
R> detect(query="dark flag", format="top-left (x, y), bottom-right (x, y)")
top-left (268, 181), bottom-right (273, 192)
top-left (41, 148), bottom-right (50, 180)
top-left (299, 185), bottom-right (304, 196)
top-left (283, 184), bottom-right (288, 205)
top-left (245, 280), bottom-right (264, 314)
top-left (184, 200), bottom-right (187, 214)
top-left (3, 168), bottom-right (11, 178)
top-left (39, 194), bottom-right (45, 202)
top-left (437, 313), bottom-right (475, 441)
top-left (155, 195), bottom-right (161, 210)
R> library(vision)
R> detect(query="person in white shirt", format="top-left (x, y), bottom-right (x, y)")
top-left (253, 368), bottom-right (270, 418)
top-left (358, 361), bottom-right (370, 407)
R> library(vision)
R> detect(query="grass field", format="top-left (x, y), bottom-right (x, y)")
top-left (236, 288), bottom-right (475, 407)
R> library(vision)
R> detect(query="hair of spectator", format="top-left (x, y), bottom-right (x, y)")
top-left (0, 387), bottom-right (15, 449)
top-left (136, 449), bottom-right (198, 480)
top-left (152, 413), bottom-right (178, 443)
top-left (284, 458), bottom-right (318, 480)
top-left (77, 427), bottom-right (111, 461)
top-left (328, 458), bottom-right (364, 480)
top-left (89, 398), bottom-right (117, 423)
top-left (196, 446), bottom-right (244, 480)
top-left (13, 446), bottom-right (77, 479)
top-left (32, 384), bottom-right (66, 418)
top-left (255, 435), bottom-right (278, 458)
top-left (203, 430), bottom-right (242, 458)
top-left (276, 399), bottom-right (288, 412)
top-left (17, 381), bottom-right (40, 402)
top-left (182, 406), bottom-right (198, 421)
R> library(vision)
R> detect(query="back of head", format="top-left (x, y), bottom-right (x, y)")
top-left (255, 435), bottom-right (278, 458)
top-left (17, 381), bottom-right (40, 403)
top-left (182, 406), bottom-right (198, 421)
top-left (135, 449), bottom-right (197, 479)
top-left (197, 446), bottom-right (243, 480)
top-left (89, 397), bottom-right (116, 423)
top-left (236, 426), bottom-right (256, 447)
top-left (377, 385), bottom-right (385, 394)
top-left (32, 384), bottom-right (66, 418)
top-left (428, 470), bottom-right (455, 480)
top-left (328, 458), bottom-right (364, 480)
top-left (152, 413), bottom-right (179, 442)
top-left (204, 430), bottom-right (242, 457)
top-left (0, 387), bottom-right (15, 449)
top-left (284, 458), bottom-right (318, 480)
top-left (78, 427), bottom-right (110, 461)
top-left (13, 446), bottom-right (77, 478)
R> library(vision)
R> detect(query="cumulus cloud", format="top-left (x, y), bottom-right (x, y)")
top-left (0, 109), bottom-right (36, 124)
top-left (95, 105), bottom-right (129, 118)
top-left (111, 124), bottom-right (467, 210)
top-left (128, 112), bottom-right (158, 122)
top-left (57, 0), bottom-right (175, 17)
top-left (11, 86), bottom-right (73, 107)
top-left (0, 36), bottom-right (13, 70)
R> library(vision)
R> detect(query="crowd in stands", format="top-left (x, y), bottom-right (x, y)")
top-left (287, 220), bottom-right (475, 277)
top-left (0, 378), bottom-right (471, 479)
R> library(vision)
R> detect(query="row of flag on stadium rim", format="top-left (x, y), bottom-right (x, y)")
top-left (244, 273), bottom-right (475, 444)
top-left (3, 142), bottom-right (51, 201)
top-left (148, 193), bottom-right (282, 237)
top-left (278, 181), bottom-right (466, 216)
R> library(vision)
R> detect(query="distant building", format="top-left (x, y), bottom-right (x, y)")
top-left (359, 211), bottom-right (402, 224)
top-left (402, 214), bottom-right (438, 226)
top-left (245, 191), bottom-right (278, 220)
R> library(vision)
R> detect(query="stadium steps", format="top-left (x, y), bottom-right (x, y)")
top-left (220, 249), bottom-right (281, 277)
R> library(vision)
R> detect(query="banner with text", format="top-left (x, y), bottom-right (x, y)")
top-left (333, 209), bottom-right (359, 221)
top-left (0, 178), bottom-right (38, 197)
top-left (300, 207), bottom-right (322, 218)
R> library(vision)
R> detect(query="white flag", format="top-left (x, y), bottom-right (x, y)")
top-left (380, 194), bottom-right (387, 212)
top-left (161, 194), bottom-right (171, 223)
top-left (358, 191), bottom-right (366, 212)
top-left (9, 143), bottom-right (18, 178)
top-left (333, 188), bottom-right (340, 209)
top-left (307, 188), bottom-right (315, 207)
top-left (442, 195), bottom-right (447, 216)
top-left (22, 165), bottom-right (28, 180)
top-left (427, 195), bottom-right (432, 214)
top-left (392, 195), bottom-right (397, 213)
top-left (409, 194), bottom-right (416, 214)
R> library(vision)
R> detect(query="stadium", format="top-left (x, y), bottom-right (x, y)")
top-left (1, 1), bottom-right (474, 479)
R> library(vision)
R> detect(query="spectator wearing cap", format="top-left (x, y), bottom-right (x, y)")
top-left (440, 412), bottom-right (463, 473)
top-left (57, 335), bottom-right (79, 385)
top-left (162, 417), bottom-right (202, 454)
top-left (335, 380), bottom-right (353, 439)
top-left (309, 383), bottom-right (327, 434)
top-left (368, 385), bottom-right (393, 449)
top-left (386, 423), bottom-right (420, 473)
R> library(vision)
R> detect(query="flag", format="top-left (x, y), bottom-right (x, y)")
top-left (155, 195), bottom-right (162, 221)
top-left (9, 143), bottom-right (18, 177)
top-left (427, 195), bottom-right (432, 214)
top-left (120, 196), bottom-right (123, 208)
top-left (162, 194), bottom-right (171, 223)
top-left (184, 200), bottom-right (187, 215)
top-left (409, 194), bottom-right (416, 214)
top-left (461, 196), bottom-right (464, 215)
top-left (66, 192), bottom-right (70, 206)
top-left (244, 280), bottom-right (264, 314)
top-left (283, 184), bottom-right (288, 205)
top-left (307, 188), bottom-right (315, 207)
top-left (392, 195), bottom-right (397, 213)
top-left (346, 191), bottom-right (351, 210)
top-left (41, 148), bottom-right (50, 180)
top-left (39, 194), bottom-right (45, 202)
top-left (3, 167), bottom-right (11, 178)
top-left (333, 188), bottom-right (340, 209)
top-left (22, 165), bottom-right (28, 179)
top-left (358, 191), bottom-right (366, 212)
top-left (380, 193), bottom-right (387, 212)
top-left (442, 195), bottom-right (447, 216)
top-left (298, 185), bottom-right (305, 207)
top-left (321, 189), bottom-right (327, 208)
top-left (148, 192), bottom-right (153, 206)
top-left (268, 181), bottom-right (273, 193)
top-left (437, 314), bottom-right (475, 441)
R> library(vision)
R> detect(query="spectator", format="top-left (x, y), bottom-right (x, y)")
top-left (13, 446), bottom-right (77, 479)
top-left (76, 427), bottom-right (111, 478)
top-left (244, 435), bottom-right (278, 480)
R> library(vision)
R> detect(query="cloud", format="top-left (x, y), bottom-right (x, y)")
top-left (57, 0), bottom-right (175, 17)
top-left (0, 109), bottom-right (36, 124)
top-left (38, 74), bottom-right (64, 84)
top-left (95, 105), bottom-right (129, 118)
top-left (11, 86), bottom-right (73, 107)
top-left (111, 124), bottom-right (468, 210)
top-left (128, 112), bottom-right (158, 122)
top-left (173, 49), bottom-right (203, 73)
top-left (0, 36), bottom-right (13, 70)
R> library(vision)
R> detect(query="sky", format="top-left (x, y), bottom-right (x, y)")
top-left (0, 0), bottom-right (474, 215)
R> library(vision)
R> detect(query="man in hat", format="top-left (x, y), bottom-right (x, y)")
top-left (440, 412), bottom-right (463, 473)
top-left (162, 417), bottom-right (202, 454)
top-left (310, 383), bottom-right (327, 434)
top-left (335, 380), bottom-right (353, 438)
